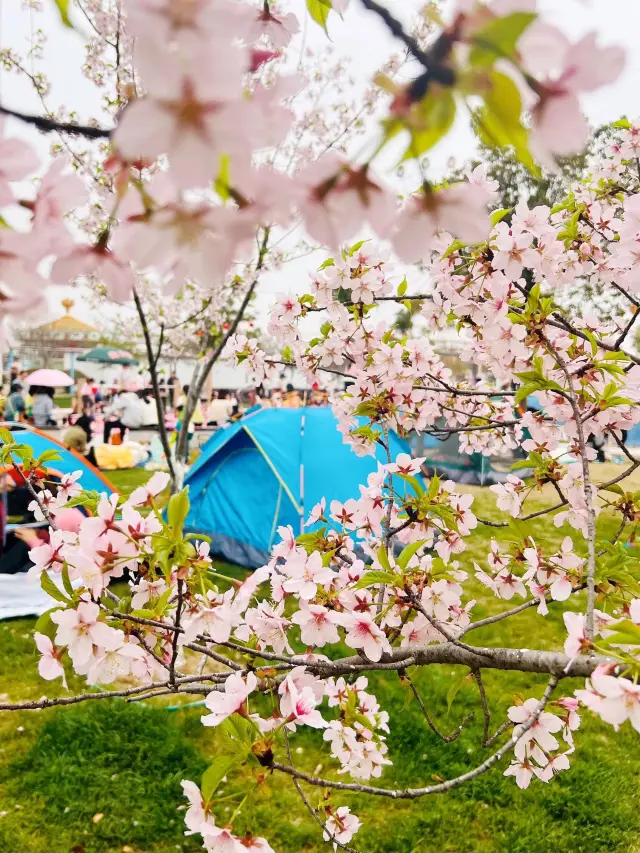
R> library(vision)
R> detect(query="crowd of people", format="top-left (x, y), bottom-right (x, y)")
top-left (4, 381), bottom-right (58, 429)
top-left (1, 361), bottom-right (331, 463)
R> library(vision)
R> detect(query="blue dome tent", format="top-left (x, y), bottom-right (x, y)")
top-left (183, 407), bottom-right (417, 569)
top-left (2, 423), bottom-right (113, 493)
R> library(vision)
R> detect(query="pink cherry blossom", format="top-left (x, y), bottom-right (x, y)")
top-left (247, 5), bottom-right (299, 48)
top-left (323, 806), bottom-right (361, 849)
top-left (52, 245), bottom-right (135, 304)
top-left (522, 28), bottom-right (625, 168)
top-left (181, 780), bottom-right (210, 834)
top-left (588, 672), bottom-right (640, 733)
top-left (54, 471), bottom-right (84, 505)
top-left (388, 453), bottom-right (425, 476)
top-left (391, 183), bottom-right (490, 264)
top-left (284, 682), bottom-right (327, 729)
top-left (50, 601), bottom-right (122, 667)
top-left (34, 632), bottom-right (67, 686)
top-left (338, 611), bottom-right (391, 662)
top-left (27, 529), bottom-right (76, 578)
top-left (243, 601), bottom-right (293, 654)
top-left (305, 497), bottom-right (326, 527)
top-left (503, 757), bottom-right (535, 789)
top-left (78, 493), bottom-right (120, 545)
top-left (182, 589), bottom-right (243, 644)
top-left (291, 603), bottom-right (341, 647)
top-left (201, 671), bottom-right (257, 727)
top-left (128, 471), bottom-right (171, 506)
top-left (563, 611), bottom-right (590, 657)
top-left (509, 697), bottom-right (563, 756)
top-left (297, 154), bottom-right (397, 251)
top-left (30, 159), bottom-right (87, 257)
top-left (489, 475), bottom-right (524, 517)
top-left (0, 120), bottom-right (40, 205)
top-left (282, 551), bottom-right (335, 600)
top-left (114, 40), bottom-right (250, 189)
top-left (201, 824), bottom-right (244, 853)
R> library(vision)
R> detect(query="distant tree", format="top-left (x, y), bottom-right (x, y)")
top-left (451, 124), bottom-right (616, 211)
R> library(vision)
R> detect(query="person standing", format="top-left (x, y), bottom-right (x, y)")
top-left (4, 382), bottom-right (26, 422)
top-left (32, 387), bottom-right (57, 428)
top-left (167, 373), bottom-right (179, 410)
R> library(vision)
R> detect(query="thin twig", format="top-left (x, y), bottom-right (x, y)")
top-left (271, 677), bottom-right (559, 799)
top-left (406, 674), bottom-right (473, 743)
top-left (169, 579), bottom-right (184, 687)
top-left (283, 731), bottom-right (368, 853)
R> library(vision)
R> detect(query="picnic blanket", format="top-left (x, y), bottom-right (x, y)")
top-left (0, 571), bottom-right (66, 620)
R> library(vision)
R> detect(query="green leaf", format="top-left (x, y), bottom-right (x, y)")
top-left (218, 714), bottom-right (258, 750)
top-left (477, 70), bottom-right (538, 174)
top-left (201, 753), bottom-right (246, 801)
top-left (612, 118), bottom-right (631, 129)
top-left (152, 585), bottom-right (174, 616)
top-left (376, 544), bottom-right (392, 572)
top-left (396, 540), bottom-right (427, 571)
top-left (349, 239), bottom-right (369, 256)
top-left (602, 483), bottom-right (625, 497)
top-left (36, 449), bottom-right (63, 466)
top-left (396, 473), bottom-right (425, 496)
top-left (427, 474), bottom-right (441, 500)
top-left (441, 239), bottom-right (466, 259)
top-left (601, 620), bottom-right (640, 646)
top-left (490, 207), bottom-right (512, 227)
top-left (214, 154), bottom-right (231, 201)
top-left (446, 672), bottom-right (471, 713)
top-left (53, 0), bottom-right (73, 27)
top-left (318, 257), bottom-right (335, 270)
top-left (402, 90), bottom-right (456, 161)
top-left (34, 607), bottom-right (62, 640)
top-left (352, 570), bottom-right (398, 591)
top-left (61, 564), bottom-right (74, 599)
top-left (469, 12), bottom-right (536, 66)
top-left (306, 0), bottom-right (332, 33)
top-left (514, 383), bottom-right (536, 406)
top-left (40, 572), bottom-right (72, 604)
top-left (0, 427), bottom-right (14, 446)
top-left (511, 457), bottom-right (535, 470)
top-left (167, 489), bottom-right (190, 535)
top-left (397, 277), bottom-right (408, 297)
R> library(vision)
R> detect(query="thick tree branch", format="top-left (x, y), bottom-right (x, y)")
top-left (0, 104), bottom-right (112, 138)
top-left (133, 287), bottom-right (177, 487)
top-left (175, 227), bottom-right (271, 466)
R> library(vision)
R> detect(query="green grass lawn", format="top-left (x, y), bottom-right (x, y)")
top-left (107, 467), bottom-right (161, 497)
top-left (1, 471), bottom-right (640, 852)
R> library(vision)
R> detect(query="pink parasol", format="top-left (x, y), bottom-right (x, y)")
top-left (25, 369), bottom-right (74, 387)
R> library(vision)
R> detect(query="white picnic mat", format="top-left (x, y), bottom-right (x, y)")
top-left (0, 572), bottom-right (66, 620)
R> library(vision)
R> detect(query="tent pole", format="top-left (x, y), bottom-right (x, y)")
top-left (299, 413), bottom-right (306, 534)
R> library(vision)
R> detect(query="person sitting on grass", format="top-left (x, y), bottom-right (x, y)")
top-left (103, 390), bottom-right (145, 444)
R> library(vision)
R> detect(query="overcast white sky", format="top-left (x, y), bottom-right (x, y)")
top-left (2, 0), bottom-right (639, 328)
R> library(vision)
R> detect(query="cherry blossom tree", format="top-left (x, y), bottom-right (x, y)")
top-left (2, 1), bottom-right (640, 852)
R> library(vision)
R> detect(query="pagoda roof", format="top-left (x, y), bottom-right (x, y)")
top-left (34, 314), bottom-right (99, 334)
